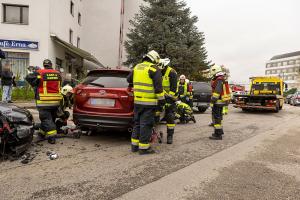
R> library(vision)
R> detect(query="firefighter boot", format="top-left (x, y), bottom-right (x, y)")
top-left (139, 148), bottom-right (156, 155)
top-left (167, 133), bottom-right (173, 144)
top-left (48, 137), bottom-right (56, 144)
top-left (131, 145), bottom-right (139, 153)
top-left (209, 129), bottom-right (222, 140)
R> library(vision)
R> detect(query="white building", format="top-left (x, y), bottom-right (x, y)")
top-left (0, 0), bottom-right (142, 82)
top-left (265, 51), bottom-right (300, 89)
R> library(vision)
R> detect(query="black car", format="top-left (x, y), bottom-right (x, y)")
top-left (191, 81), bottom-right (212, 113)
top-left (0, 103), bottom-right (34, 156)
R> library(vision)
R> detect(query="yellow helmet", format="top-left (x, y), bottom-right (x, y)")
top-left (145, 50), bottom-right (160, 64)
top-left (210, 65), bottom-right (223, 77)
top-left (62, 84), bottom-right (73, 95)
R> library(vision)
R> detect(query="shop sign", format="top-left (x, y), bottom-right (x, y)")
top-left (0, 39), bottom-right (39, 50)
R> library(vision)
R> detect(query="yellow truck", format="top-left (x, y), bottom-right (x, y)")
top-left (234, 76), bottom-right (284, 112)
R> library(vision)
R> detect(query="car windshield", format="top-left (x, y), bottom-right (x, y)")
top-left (82, 71), bottom-right (129, 88)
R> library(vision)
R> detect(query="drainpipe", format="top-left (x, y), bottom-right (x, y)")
top-left (118, 0), bottom-right (125, 69)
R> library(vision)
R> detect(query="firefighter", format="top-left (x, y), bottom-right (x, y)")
top-left (177, 75), bottom-right (193, 108)
top-left (209, 64), bottom-right (231, 140)
top-left (26, 59), bottom-right (63, 144)
top-left (159, 58), bottom-right (177, 144)
top-left (127, 50), bottom-right (165, 155)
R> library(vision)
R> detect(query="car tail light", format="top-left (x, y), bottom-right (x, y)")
top-left (127, 87), bottom-right (133, 97)
top-left (296, 96), bottom-right (300, 99)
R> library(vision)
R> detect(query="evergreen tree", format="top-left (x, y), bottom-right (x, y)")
top-left (124, 0), bottom-right (210, 80)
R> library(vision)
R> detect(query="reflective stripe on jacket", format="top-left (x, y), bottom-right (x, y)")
top-left (133, 61), bottom-right (164, 106)
top-left (163, 66), bottom-right (177, 97)
top-left (36, 69), bottom-right (63, 107)
top-left (178, 81), bottom-right (189, 97)
top-left (211, 75), bottom-right (231, 105)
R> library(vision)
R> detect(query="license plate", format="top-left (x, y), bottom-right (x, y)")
top-left (90, 98), bottom-right (115, 107)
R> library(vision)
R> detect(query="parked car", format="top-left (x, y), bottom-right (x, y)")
top-left (73, 69), bottom-right (134, 132)
top-left (284, 94), bottom-right (293, 104)
top-left (231, 91), bottom-right (246, 103)
top-left (290, 92), bottom-right (300, 106)
top-left (191, 81), bottom-right (211, 113)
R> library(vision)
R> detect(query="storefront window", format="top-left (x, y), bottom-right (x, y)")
top-left (0, 52), bottom-right (29, 81)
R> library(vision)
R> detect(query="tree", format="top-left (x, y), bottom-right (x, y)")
top-left (124, 0), bottom-right (210, 81)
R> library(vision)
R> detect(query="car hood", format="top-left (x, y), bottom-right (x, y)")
top-left (0, 103), bottom-right (33, 125)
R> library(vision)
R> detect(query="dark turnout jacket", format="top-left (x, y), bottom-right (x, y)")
top-left (1, 71), bottom-right (14, 86)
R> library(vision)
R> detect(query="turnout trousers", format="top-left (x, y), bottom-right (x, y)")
top-left (131, 104), bottom-right (156, 150)
top-left (165, 103), bottom-right (176, 137)
top-left (212, 105), bottom-right (224, 136)
top-left (38, 107), bottom-right (58, 137)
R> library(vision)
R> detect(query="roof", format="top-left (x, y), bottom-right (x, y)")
top-left (270, 51), bottom-right (300, 60)
top-left (87, 68), bottom-right (130, 76)
top-left (50, 34), bottom-right (104, 67)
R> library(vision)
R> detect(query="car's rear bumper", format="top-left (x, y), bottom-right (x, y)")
top-left (73, 113), bottom-right (133, 130)
top-left (193, 101), bottom-right (210, 108)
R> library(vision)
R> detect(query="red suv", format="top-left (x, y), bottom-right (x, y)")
top-left (73, 69), bottom-right (134, 131)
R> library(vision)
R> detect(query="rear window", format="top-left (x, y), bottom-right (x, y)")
top-left (192, 82), bottom-right (211, 93)
top-left (82, 71), bottom-right (129, 88)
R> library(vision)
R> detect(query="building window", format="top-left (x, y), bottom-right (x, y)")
top-left (78, 13), bottom-right (81, 25)
top-left (70, 1), bottom-right (74, 16)
top-left (69, 29), bottom-right (73, 44)
top-left (2, 4), bottom-right (29, 24)
top-left (77, 37), bottom-right (80, 48)
top-left (283, 61), bottom-right (288, 66)
top-left (0, 51), bottom-right (29, 81)
top-left (278, 62), bottom-right (283, 66)
top-left (289, 60), bottom-right (295, 65)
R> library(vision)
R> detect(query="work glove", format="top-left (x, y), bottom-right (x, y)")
top-left (210, 103), bottom-right (214, 108)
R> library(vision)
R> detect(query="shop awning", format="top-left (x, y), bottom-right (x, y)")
top-left (50, 34), bottom-right (104, 68)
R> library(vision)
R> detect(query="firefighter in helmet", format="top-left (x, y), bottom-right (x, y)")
top-left (209, 64), bottom-right (231, 140)
top-left (26, 59), bottom-right (63, 144)
top-left (177, 74), bottom-right (193, 108)
top-left (127, 50), bottom-right (165, 154)
top-left (159, 58), bottom-right (178, 144)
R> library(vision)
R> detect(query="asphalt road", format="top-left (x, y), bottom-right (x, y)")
top-left (0, 105), bottom-right (299, 200)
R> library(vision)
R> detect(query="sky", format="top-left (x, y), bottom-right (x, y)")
top-left (185, 0), bottom-right (300, 84)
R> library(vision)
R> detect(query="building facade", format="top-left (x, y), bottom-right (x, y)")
top-left (0, 0), bottom-right (142, 82)
top-left (265, 51), bottom-right (300, 89)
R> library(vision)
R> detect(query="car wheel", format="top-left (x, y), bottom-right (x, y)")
top-left (197, 107), bottom-right (207, 113)
top-left (242, 108), bottom-right (249, 112)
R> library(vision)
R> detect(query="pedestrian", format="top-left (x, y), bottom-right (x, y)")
top-left (25, 59), bottom-right (63, 144)
top-left (159, 58), bottom-right (178, 144)
top-left (209, 65), bottom-right (231, 140)
top-left (0, 49), bottom-right (5, 72)
top-left (1, 62), bottom-right (16, 103)
top-left (127, 50), bottom-right (165, 155)
top-left (177, 74), bottom-right (193, 108)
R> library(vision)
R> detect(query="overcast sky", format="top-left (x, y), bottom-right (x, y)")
top-left (185, 0), bottom-right (300, 84)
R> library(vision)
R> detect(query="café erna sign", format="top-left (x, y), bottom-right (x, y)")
top-left (0, 39), bottom-right (39, 50)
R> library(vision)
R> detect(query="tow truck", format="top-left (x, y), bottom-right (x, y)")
top-left (234, 76), bottom-right (285, 112)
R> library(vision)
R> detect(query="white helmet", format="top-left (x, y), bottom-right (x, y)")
top-left (159, 58), bottom-right (170, 69)
top-left (210, 65), bottom-right (223, 77)
top-left (62, 84), bottom-right (73, 95)
top-left (179, 74), bottom-right (186, 80)
top-left (145, 50), bottom-right (160, 64)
